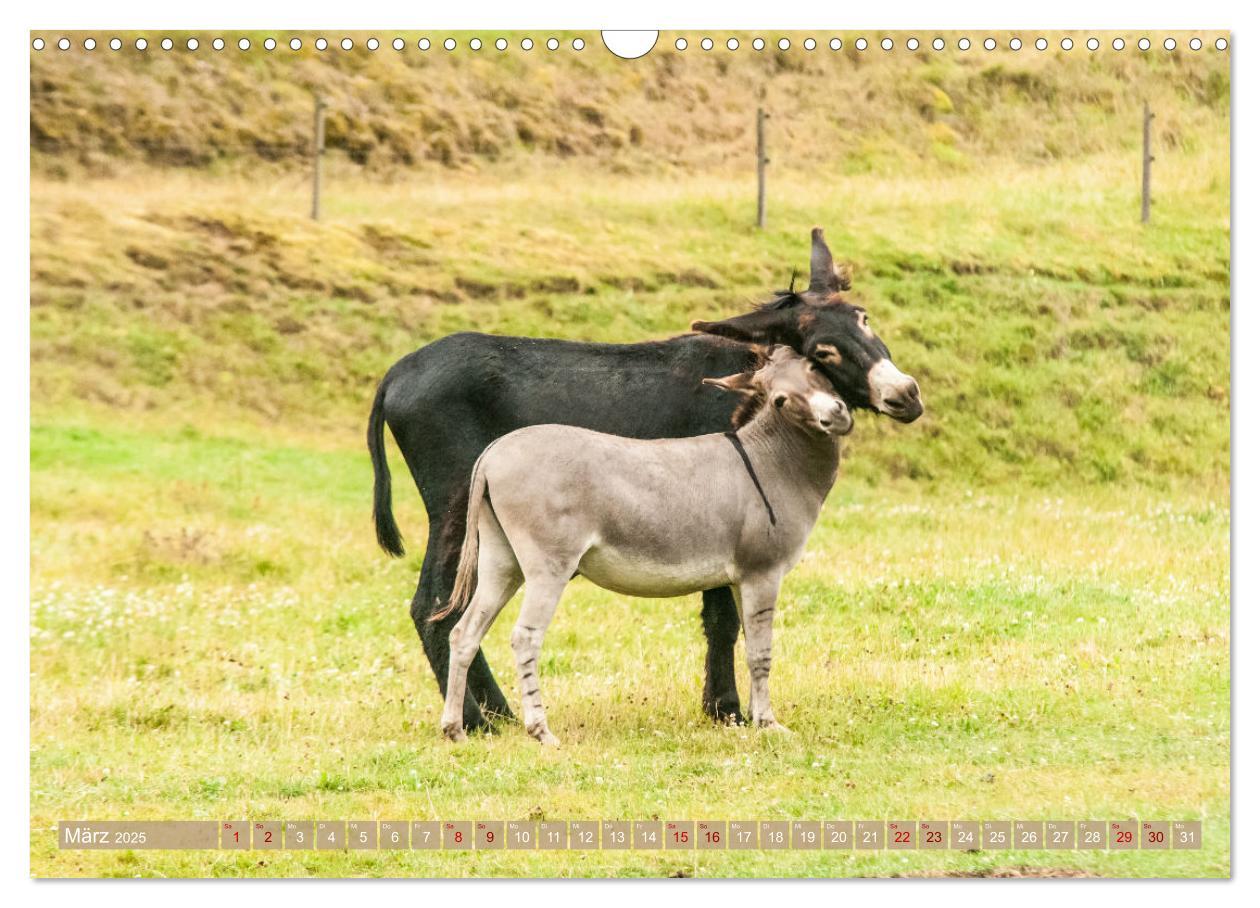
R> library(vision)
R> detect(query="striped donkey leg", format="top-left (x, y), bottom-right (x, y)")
top-left (510, 575), bottom-right (570, 746)
top-left (735, 573), bottom-right (791, 733)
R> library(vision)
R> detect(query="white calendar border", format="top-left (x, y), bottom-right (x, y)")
top-left (6, 0), bottom-right (1252, 904)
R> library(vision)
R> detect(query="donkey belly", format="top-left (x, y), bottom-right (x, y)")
top-left (483, 424), bottom-right (746, 597)
top-left (576, 543), bottom-right (732, 599)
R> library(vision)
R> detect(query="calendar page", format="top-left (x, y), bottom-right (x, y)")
top-left (27, 21), bottom-right (1230, 882)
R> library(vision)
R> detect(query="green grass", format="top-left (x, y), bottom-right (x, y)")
top-left (30, 411), bottom-right (1228, 877)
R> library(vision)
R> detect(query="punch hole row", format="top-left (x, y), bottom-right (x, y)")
top-left (673, 35), bottom-right (1226, 53)
top-left (30, 34), bottom-right (1229, 53)
top-left (30, 34), bottom-right (586, 52)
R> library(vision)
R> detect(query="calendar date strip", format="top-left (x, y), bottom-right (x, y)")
top-left (58, 819), bottom-right (1201, 851)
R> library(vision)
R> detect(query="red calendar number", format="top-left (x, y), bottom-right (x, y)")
top-left (894, 830), bottom-right (911, 844)
top-left (1115, 830), bottom-right (1132, 844)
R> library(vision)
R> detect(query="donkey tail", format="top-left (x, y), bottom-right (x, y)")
top-left (430, 449), bottom-right (491, 622)
top-left (368, 380), bottom-right (405, 558)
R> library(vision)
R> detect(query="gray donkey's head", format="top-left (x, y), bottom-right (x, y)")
top-left (703, 346), bottom-right (853, 438)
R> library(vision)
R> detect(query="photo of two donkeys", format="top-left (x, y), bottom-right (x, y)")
top-left (369, 227), bottom-right (923, 741)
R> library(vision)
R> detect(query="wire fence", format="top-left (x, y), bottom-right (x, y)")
top-left (31, 94), bottom-right (1162, 225)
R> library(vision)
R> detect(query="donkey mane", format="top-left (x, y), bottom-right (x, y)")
top-left (730, 387), bottom-right (767, 429)
top-left (728, 347), bottom-right (771, 429)
top-left (757, 291), bottom-right (806, 312)
top-left (756, 264), bottom-right (853, 313)
top-left (757, 270), bottom-right (807, 311)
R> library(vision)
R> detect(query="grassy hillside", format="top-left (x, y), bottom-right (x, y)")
top-left (32, 31), bottom-right (1228, 177)
top-left (31, 34), bottom-right (1231, 491)
top-left (32, 142), bottom-right (1229, 489)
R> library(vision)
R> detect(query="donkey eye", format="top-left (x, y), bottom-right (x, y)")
top-left (773, 395), bottom-right (787, 409)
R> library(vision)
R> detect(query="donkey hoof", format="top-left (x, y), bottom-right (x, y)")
top-left (757, 719), bottom-right (793, 735)
top-left (705, 695), bottom-right (746, 726)
top-left (442, 722), bottom-right (468, 743)
top-left (527, 723), bottom-right (561, 747)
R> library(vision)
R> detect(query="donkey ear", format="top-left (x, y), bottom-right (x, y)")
top-left (702, 372), bottom-right (759, 396)
top-left (691, 308), bottom-right (804, 346)
top-left (809, 227), bottom-right (851, 294)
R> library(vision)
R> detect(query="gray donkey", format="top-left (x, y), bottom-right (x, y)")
top-left (433, 346), bottom-right (852, 744)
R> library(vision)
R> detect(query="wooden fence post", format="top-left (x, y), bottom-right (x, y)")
top-left (756, 107), bottom-right (769, 229)
top-left (1141, 102), bottom-right (1154, 224)
top-left (311, 97), bottom-right (326, 221)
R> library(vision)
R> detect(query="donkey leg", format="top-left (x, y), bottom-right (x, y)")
top-left (701, 587), bottom-right (744, 725)
top-left (415, 520), bottom-right (512, 732)
top-left (414, 534), bottom-right (487, 732)
top-left (510, 575), bottom-right (569, 746)
top-left (735, 574), bottom-right (790, 732)
top-left (443, 505), bottom-right (516, 724)
top-left (440, 528), bottom-right (523, 741)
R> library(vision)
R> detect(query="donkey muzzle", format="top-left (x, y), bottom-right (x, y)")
top-left (868, 359), bottom-right (924, 423)
top-left (811, 393), bottom-right (853, 437)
